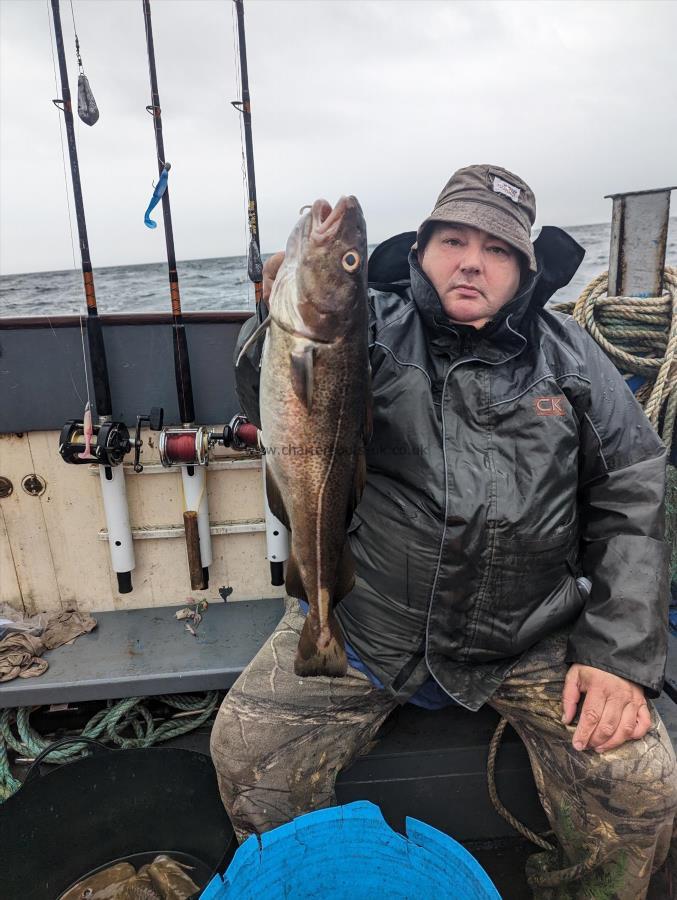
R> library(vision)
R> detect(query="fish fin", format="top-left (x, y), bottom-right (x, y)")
top-left (235, 315), bottom-right (271, 368)
top-left (290, 345), bottom-right (315, 413)
top-left (285, 551), bottom-right (307, 602)
top-left (334, 540), bottom-right (356, 602)
top-left (295, 609), bottom-right (347, 677)
top-left (264, 465), bottom-right (290, 530)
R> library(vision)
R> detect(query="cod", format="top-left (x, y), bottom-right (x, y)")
top-left (259, 196), bottom-right (370, 677)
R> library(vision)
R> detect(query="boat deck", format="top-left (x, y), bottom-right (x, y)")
top-left (0, 599), bottom-right (285, 708)
top-left (2, 601), bottom-right (676, 899)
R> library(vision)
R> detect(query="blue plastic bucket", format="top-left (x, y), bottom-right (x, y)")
top-left (200, 800), bottom-right (501, 899)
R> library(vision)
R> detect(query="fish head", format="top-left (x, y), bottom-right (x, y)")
top-left (272, 196), bottom-right (368, 341)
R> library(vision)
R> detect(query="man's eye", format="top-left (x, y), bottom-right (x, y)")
top-left (444, 238), bottom-right (462, 246)
top-left (488, 245), bottom-right (508, 255)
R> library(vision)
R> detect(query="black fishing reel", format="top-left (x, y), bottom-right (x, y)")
top-left (59, 418), bottom-right (132, 467)
top-left (59, 407), bottom-right (164, 469)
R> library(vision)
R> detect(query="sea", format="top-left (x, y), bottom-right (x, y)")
top-left (1, 220), bottom-right (676, 317)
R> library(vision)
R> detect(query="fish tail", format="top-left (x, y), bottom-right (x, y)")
top-left (294, 609), bottom-right (347, 678)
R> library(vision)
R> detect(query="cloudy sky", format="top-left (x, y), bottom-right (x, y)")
top-left (1, 0), bottom-right (675, 275)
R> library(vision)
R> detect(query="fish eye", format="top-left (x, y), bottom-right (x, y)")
top-left (341, 251), bottom-right (361, 273)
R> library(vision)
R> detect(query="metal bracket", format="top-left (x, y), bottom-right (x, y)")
top-left (606, 186), bottom-right (676, 297)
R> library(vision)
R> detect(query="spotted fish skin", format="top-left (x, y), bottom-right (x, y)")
top-left (260, 196), bottom-right (370, 678)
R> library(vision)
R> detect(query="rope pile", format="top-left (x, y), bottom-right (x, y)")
top-left (552, 267), bottom-right (677, 445)
top-left (0, 691), bottom-right (220, 802)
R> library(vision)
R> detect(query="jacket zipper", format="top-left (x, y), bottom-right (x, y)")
top-left (421, 314), bottom-right (527, 708)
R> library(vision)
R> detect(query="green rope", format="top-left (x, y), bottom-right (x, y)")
top-left (0, 691), bottom-right (220, 802)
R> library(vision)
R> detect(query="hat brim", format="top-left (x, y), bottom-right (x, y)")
top-left (418, 199), bottom-right (537, 272)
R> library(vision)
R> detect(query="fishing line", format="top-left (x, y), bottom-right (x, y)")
top-left (68, 0), bottom-right (79, 67)
top-left (69, 0), bottom-right (82, 146)
top-left (46, 0), bottom-right (89, 408)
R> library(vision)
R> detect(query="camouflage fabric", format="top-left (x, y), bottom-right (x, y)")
top-left (210, 600), bottom-right (677, 898)
top-left (490, 632), bottom-right (677, 898)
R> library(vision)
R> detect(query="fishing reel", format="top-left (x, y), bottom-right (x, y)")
top-left (155, 414), bottom-right (261, 468)
top-left (210, 414), bottom-right (261, 453)
top-left (59, 418), bottom-right (132, 467)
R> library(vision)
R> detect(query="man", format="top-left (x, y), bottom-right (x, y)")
top-left (211, 165), bottom-right (677, 897)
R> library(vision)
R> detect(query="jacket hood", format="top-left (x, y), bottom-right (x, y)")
top-left (368, 226), bottom-right (585, 347)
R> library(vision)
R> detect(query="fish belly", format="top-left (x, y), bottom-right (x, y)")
top-left (260, 324), bottom-right (366, 676)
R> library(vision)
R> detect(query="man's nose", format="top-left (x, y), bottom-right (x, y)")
top-left (459, 245), bottom-right (482, 274)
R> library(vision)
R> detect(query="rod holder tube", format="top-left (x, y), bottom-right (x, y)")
top-left (261, 455), bottom-right (289, 584)
top-left (181, 465), bottom-right (213, 570)
top-left (99, 465), bottom-right (135, 591)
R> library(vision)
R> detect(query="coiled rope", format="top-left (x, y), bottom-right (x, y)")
top-left (486, 718), bottom-right (606, 890)
top-left (552, 266), bottom-right (677, 444)
top-left (487, 267), bottom-right (677, 887)
top-left (0, 691), bottom-right (220, 802)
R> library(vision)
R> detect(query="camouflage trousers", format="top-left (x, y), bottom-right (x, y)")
top-left (210, 600), bottom-right (677, 898)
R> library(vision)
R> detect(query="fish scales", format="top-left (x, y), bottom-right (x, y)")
top-left (260, 196), bottom-right (370, 677)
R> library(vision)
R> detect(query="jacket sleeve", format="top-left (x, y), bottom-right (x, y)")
top-left (233, 315), bottom-right (265, 429)
top-left (565, 323), bottom-right (670, 696)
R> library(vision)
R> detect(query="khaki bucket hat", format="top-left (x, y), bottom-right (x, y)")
top-left (417, 164), bottom-right (537, 272)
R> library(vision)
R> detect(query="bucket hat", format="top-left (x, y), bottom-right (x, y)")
top-left (417, 164), bottom-right (537, 272)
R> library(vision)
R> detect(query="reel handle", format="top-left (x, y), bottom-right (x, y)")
top-left (133, 407), bottom-right (164, 472)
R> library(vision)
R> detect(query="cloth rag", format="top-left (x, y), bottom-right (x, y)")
top-left (0, 607), bottom-right (96, 683)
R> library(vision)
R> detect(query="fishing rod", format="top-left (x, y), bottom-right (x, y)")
top-left (142, 0), bottom-right (213, 590)
top-left (51, 0), bottom-right (137, 595)
top-left (231, 0), bottom-right (288, 586)
top-left (232, 0), bottom-right (264, 317)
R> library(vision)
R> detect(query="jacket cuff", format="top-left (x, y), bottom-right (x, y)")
top-left (567, 534), bottom-right (670, 696)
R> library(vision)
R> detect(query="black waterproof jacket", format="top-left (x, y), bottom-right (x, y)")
top-left (235, 227), bottom-right (670, 711)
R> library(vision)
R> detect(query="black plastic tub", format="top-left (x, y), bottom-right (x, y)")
top-left (0, 743), bottom-right (234, 900)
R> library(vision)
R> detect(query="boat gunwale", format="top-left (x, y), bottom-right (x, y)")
top-left (0, 310), bottom-right (254, 330)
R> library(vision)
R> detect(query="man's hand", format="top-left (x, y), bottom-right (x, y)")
top-left (262, 251), bottom-right (285, 302)
top-left (562, 664), bottom-right (651, 753)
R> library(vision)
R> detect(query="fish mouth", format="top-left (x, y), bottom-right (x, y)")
top-left (310, 196), bottom-right (359, 242)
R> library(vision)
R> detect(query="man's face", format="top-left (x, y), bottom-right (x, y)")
top-left (419, 223), bottom-right (522, 329)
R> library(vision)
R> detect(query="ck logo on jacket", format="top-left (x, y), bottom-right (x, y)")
top-left (533, 396), bottom-right (567, 416)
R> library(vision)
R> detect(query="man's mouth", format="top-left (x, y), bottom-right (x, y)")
top-left (452, 283), bottom-right (483, 297)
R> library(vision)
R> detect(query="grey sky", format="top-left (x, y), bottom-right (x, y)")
top-left (1, 0), bottom-right (676, 275)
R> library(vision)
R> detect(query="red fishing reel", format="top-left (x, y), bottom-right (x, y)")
top-left (154, 415), bottom-right (260, 468)
top-left (213, 414), bottom-right (261, 453)
top-left (157, 426), bottom-right (210, 468)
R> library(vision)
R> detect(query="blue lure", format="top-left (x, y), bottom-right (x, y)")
top-left (144, 163), bottom-right (171, 229)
